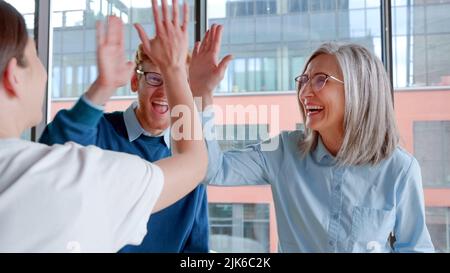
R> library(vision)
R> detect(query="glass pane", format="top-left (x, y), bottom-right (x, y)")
top-left (393, 1), bottom-right (450, 254)
top-left (414, 121), bottom-right (450, 188)
top-left (209, 203), bottom-right (270, 253)
top-left (49, 0), bottom-right (196, 120)
top-left (392, 0), bottom-right (450, 88)
top-left (208, 0), bottom-right (382, 93)
top-left (426, 208), bottom-right (450, 253)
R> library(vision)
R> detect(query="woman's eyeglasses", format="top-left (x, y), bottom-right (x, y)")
top-left (136, 69), bottom-right (164, 87)
top-left (295, 73), bottom-right (344, 93)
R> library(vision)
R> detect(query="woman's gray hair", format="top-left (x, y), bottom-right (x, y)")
top-left (298, 43), bottom-right (399, 166)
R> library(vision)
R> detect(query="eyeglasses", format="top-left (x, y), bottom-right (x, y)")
top-left (295, 73), bottom-right (344, 93)
top-left (136, 69), bottom-right (164, 87)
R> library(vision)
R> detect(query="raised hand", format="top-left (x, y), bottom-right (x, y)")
top-left (86, 16), bottom-right (135, 105)
top-left (134, 0), bottom-right (189, 72)
top-left (189, 24), bottom-right (233, 99)
top-left (130, 1), bottom-right (208, 213)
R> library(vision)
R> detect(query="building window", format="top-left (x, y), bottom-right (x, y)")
top-left (227, 0), bottom-right (277, 17)
top-left (49, 0), bottom-right (196, 101)
top-left (209, 203), bottom-right (270, 253)
top-left (208, 0), bottom-right (382, 93)
top-left (426, 207), bottom-right (450, 253)
top-left (392, 0), bottom-right (450, 88)
top-left (413, 121), bottom-right (450, 187)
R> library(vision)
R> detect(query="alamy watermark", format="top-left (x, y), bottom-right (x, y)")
top-left (169, 97), bottom-right (284, 151)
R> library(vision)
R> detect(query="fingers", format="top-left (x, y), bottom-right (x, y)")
top-left (106, 16), bottom-right (123, 46)
top-left (161, 0), bottom-right (170, 27)
top-left (212, 25), bottom-right (223, 54)
top-left (199, 24), bottom-right (223, 53)
top-left (96, 21), bottom-right (105, 47)
top-left (192, 41), bottom-right (201, 58)
top-left (172, 0), bottom-right (179, 26)
top-left (154, 0), bottom-right (187, 34)
top-left (152, 0), bottom-right (163, 35)
top-left (181, 1), bottom-right (189, 32)
top-left (199, 29), bottom-right (210, 52)
top-left (134, 23), bottom-right (151, 54)
top-left (218, 54), bottom-right (233, 76)
top-left (208, 24), bottom-right (219, 52)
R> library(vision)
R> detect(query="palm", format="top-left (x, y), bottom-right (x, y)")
top-left (96, 17), bottom-right (134, 90)
top-left (189, 25), bottom-right (232, 97)
top-left (190, 53), bottom-right (221, 93)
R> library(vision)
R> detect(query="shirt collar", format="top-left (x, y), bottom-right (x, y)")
top-left (123, 101), bottom-right (171, 148)
top-left (313, 136), bottom-right (335, 164)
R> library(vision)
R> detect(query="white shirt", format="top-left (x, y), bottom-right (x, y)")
top-left (0, 139), bottom-right (164, 253)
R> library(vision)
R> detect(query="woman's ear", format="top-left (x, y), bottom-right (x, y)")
top-left (131, 73), bottom-right (139, 93)
top-left (2, 58), bottom-right (20, 97)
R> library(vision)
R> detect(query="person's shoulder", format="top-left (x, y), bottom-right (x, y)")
top-left (279, 130), bottom-right (306, 146)
top-left (258, 130), bottom-right (304, 153)
top-left (0, 139), bottom-right (86, 170)
top-left (0, 139), bottom-right (38, 156)
top-left (102, 111), bottom-right (127, 134)
top-left (386, 146), bottom-right (420, 175)
top-left (282, 130), bottom-right (306, 139)
top-left (104, 111), bottom-right (124, 122)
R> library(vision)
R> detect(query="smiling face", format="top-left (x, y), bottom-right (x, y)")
top-left (131, 60), bottom-right (170, 133)
top-left (298, 54), bottom-right (345, 138)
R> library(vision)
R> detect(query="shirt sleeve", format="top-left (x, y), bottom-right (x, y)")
top-left (39, 95), bottom-right (104, 146)
top-left (201, 110), bottom-right (273, 186)
top-left (5, 142), bottom-right (164, 253)
top-left (392, 157), bottom-right (435, 253)
top-left (73, 143), bottom-right (164, 252)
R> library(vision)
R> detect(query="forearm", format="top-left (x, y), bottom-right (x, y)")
top-left (84, 79), bottom-right (116, 106)
top-left (39, 97), bottom-right (103, 146)
top-left (162, 67), bottom-right (206, 158)
top-left (196, 94), bottom-right (214, 111)
top-left (153, 67), bottom-right (208, 212)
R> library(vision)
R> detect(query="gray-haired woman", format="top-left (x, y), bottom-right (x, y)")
top-left (194, 42), bottom-right (434, 253)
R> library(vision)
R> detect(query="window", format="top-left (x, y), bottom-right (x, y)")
top-left (208, 0), bottom-right (382, 93)
top-left (288, 0), bottom-right (310, 13)
top-left (209, 203), bottom-right (270, 253)
top-left (49, 0), bottom-right (196, 106)
top-left (414, 121), bottom-right (450, 187)
top-left (426, 208), bottom-right (450, 253)
top-left (392, 1), bottom-right (450, 253)
top-left (392, 0), bottom-right (450, 88)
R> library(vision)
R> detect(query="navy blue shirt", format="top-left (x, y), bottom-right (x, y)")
top-left (39, 98), bottom-right (209, 253)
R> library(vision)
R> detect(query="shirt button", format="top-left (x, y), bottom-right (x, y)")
top-left (335, 185), bottom-right (341, 191)
top-left (333, 214), bottom-right (339, 220)
top-left (329, 241), bottom-right (334, 247)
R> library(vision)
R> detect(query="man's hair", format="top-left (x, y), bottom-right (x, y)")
top-left (0, 1), bottom-right (28, 83)
top-left (134, 43), bottom-right (191, 72)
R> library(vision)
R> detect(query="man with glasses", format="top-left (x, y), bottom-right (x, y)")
top-left (39, 22), bottom-right (232, 253)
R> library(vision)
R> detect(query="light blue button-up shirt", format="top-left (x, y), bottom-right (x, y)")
top-left (81, 96), bottom-right (170, 146)
top-left (202, 112), bottom-right (434, 253)
top-left (122, 101), bottom-right (171, 146)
